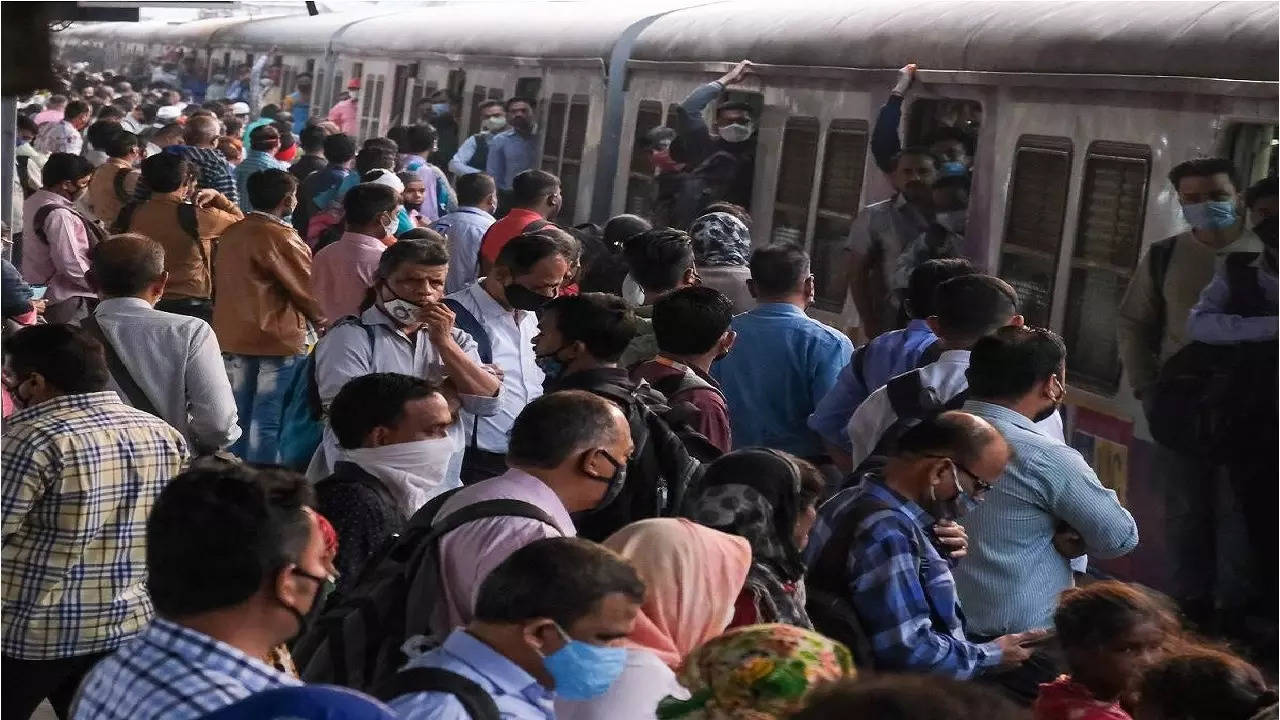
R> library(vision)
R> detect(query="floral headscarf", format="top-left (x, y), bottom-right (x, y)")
top-left (690, 212), bottom-right (751, 267)
top-left (658, 624), bottom-right (854, 720)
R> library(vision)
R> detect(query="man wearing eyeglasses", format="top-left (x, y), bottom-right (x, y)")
top-left (952, 325), bottom-right (1138, 702)
top-left (805, 410), bottom-right (1051, 678)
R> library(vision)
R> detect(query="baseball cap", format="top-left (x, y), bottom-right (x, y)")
top-left (230, 102), bottom-right (250, 115)
top-left (156, 105), bottom-right (182, 122)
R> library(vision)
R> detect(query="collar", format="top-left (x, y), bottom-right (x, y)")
top-left (145, 617), bottom-right (297, 686)
top-left (963, 399), bottom-right (1039, 432)
top-left (8, 391), bottom-right (122, 424)
top-left (468, 279), bottom-right (515, 320)
top-left (751, 302), bottom-right (807, 317)
top-left (653, 355), bottom-right (720, 386)
top-left (457, 206), bottom-right (494, 219)
top-left (905, 318), bottom-right (931, 332)
top-left (339, 230), bottom-right (388, 250)
top-left (936, 348), bottom-right (971, 365)
top-left (441, 629), bottom-right (549, 698)
top-left (865, 475), bottom-right (936, 528)
top-left (95, 297), bottom-right (153, 313)
top-left (248, 210), bottom-right (293, 228)
top-left (33, 189), bottom-right (71, 207)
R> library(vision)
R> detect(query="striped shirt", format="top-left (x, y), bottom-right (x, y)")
top-left (233, 150), bottom-right (289, 212)
top-left (71, 617), bottom-right (302, 720)
top-left (953, 401), bottom-right (1138, 635)
top-left (131, 146), bottom-right (240, 206)
top-left (2, 392), bottom-right (188, 659)
top-left (804, 478), bottom-right (1001, 677)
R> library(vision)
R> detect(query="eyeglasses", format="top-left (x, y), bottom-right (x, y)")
top-left (923, 454), bottom-right (994, 497)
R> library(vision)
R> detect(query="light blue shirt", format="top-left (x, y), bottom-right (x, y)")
top-left (953, 400), bottom-right (1139, 636)
top-left (449, 133), bottom-right (488, 177)
top-left (1186, 253), bottom-right (1278, 344)
top-left (808, 318), bottom-right (937, 453)
top-left (233, 150), bottom-right (289, 212)
top-left (388, 629), bottom-right (555, 720)
top-left (434, 207), bottom-right (497, 294)
top-left (485, 129), bottom-right (539, 191)
top-left (712, 302), bottom-right (853, 457)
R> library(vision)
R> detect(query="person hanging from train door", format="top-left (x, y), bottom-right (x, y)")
top-left (870, 64), bottom-right (976, 178)
top-left (282, 72), bottom-right (312, 135)
top-left (1115, 158), bottom-right (1266, 634)
top-left (669, 59), bottom-right (757, 231)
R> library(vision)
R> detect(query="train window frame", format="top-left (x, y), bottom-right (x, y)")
top-left (998, 135), bottom-right (1074, 328)
top-left (1062, 140), bottom-right (1152, 395)
top-left (771, 115), bottom-right (820, 248)
top-left (625, 99), bottom-right (666, 218)
top-left (559, 93), bottom-right (591, 221)
top-left (1223, 122), bottom-right (1278, 187)
top-left (812, 119), bottom-right (870, 313)
top-left (514, 77), bottom-right (542, 102)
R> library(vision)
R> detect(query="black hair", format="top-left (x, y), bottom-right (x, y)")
top-left (933, 274), bottom-right (1019, 344)
top-left (1139, 648), bottom-right (1275, 720)
top-left (1168, 157), bottom-right (1236, 191)
top-left (86, 119), bottom-right (121, 150)
top-left (397, 228), bottom-right (446, 244)
top-left (888, 145), bottom-right (939, 172)
top-left (507, 390), bottom-right (626, 469)
top-left (456, 172), bottom-right (496, 206)
top-left (906, 257), bottom-right (975, 318)
top-left (377, 238), bottom-right (449, 278)
top-left (41, 152), bottom-right (95, 187)
top-left (64, 99), bottom-right (90, 119)
top-left (623, 228), bottom-right (696, 293)
top-left (653, 285), bottom-right (732, 355)
top-left (329, 373), bottom-right (440, 449)
top-left (140, 152), bottom-right (191, 193)
top-left (45, 94), bottom-right (68, 108)
top-left (602, 214), bottom-right (651, 252)
top-left (478, 99), bottom-right (504, 113)
top-left (147, 465), bottom-right (315, 617)
top-left (259, 103), bottom-right (280, 120)
top-left (343, 182), bottom-right (399, 226)
top-left (354, 146), bottom-right (396, 175)
top-left (1054, 581), bottom-right (1179, 652)
top-left (966, 325), bottom-right (1066, 401)
top-left (386, 126), bottom-right (409, 151)
top-left (299, 124), bottom-right (326, 152)
top-left (932, 173), bottom-right (971, 193)
top-left (184, 115), bottom-right (221, 146)
top-left (5, 324), bottom-right (110, 393)
top-left (403, 124), bottom-right (438, 154)
top-left (249, 123), bottom-right (280, 152)
top-left (749, 242), bottom-right (811, 297)
top-left (473, 537), bottom-right (644, 627)
top-left (16, 114), bottom-right (37, 136)
top-left (91, 233), bottom-right (165, 297)
top-left (247, 168), bottom-right (298, 213)
top-left (504, 96), bottom-right (537, 112)
top-left (96, 105), bottom-right (125, 122)
top-left (496, 231), bottom-right (572, 276)
top-left (511, 169), bottom-right (559, 207)
top-left (792, 676), bottom-right (1023, 720)
top-left (542, 292), bottom-right (638, 362)
top-left (891, 410), bottom-right (1002, 470)
top-left (927, 126), bottom-right (976, 158)
top-left (396, 171), bottom-right (422, 188)
top-left (322, 133), bottom-right (357, 163)
top-left (716, 100), bottom-right (753, 117)
top-left (363, 136), bottom-right (399, 154)
top-left (103, 129), bottom-right (140, 159)
top-left (1245, 175), bottom-right (1277, 209)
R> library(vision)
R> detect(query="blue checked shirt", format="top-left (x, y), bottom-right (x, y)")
top-left (72, 618), bottom-right (302, 720)
top-left (234, 150), bottom-right (289, 212)
top-left (2, 392), bottom-right (188, 659)
top-left (804, 478), bottom-right (1002, 677)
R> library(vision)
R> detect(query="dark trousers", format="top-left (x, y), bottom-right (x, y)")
top-left (155, 297), bottom-right (213, 324)
top-left (968, 635), bottom-right (1064, 706)
top-left (2, 651), bottom-right (111, 719)
top-left (460, 446), bottom-right (508, 486)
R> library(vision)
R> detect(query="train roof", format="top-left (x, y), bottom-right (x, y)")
top-left (209, 9), bottom-right (395, 52)
top-left (629, 0), bottom-right (1279, 82)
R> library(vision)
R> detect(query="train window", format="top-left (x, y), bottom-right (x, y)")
top-left (221, 52), bottom-right (230, 72)
top-left (626, 100), bottom-right (665, 218)
top-left (359, 74), bottom-right (375, 139)
top-left (390, 64), bottom-right (414, 125)
top-left (488, 88), bottom-right (504, 100)
top-left (331, 71), bottom-right (344, 112)
top-left (1062, 141), bottom-right (1151, 394)
top-left (812, 119), bottom-right (869, 312)
top-left (999, 136), bottom-right (1073, 327)
top-left (469, 86), bottom-right (488, 136)
top-left (314, 68), bottom-right (326, 109)
top-left (665, 103), bottom-right (680, 127)
top-left (772, 117), bottom-right (819, 247)
top-left (446, 69), bottom-right (464, 99)
top-left (559, 95), bottom-right (590, 221)
top-left (515, 77), bottom-right (541, 101)
top-left (543, 93), bottom-right (568, 171)
top-left (305, 58), bottom-right (315, 76)
top-left (371, 75), bottom-right (386, 137)
top-left (1226, 122), bottom-right (1278, 187)
top-left (352, 62), bottom-right (363, 81)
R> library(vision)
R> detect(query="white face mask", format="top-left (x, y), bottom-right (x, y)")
top-left (718, 122), bottom-right (754, 144)
top-left (340, 436), bottom-right (455, 512)
top-left (621, 274), bottom-right (645, 306)
top-left (483, 116), bottom-right (507, 133)
top-left (382, 212), bottom-right (399, 238)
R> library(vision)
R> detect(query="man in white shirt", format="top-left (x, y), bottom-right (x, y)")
top-left (434, 172), bottom-right (498, 294)
top-left (445, 231), bottom-right (574, 483)
top-left (81, 234), bottom-right (240, 455)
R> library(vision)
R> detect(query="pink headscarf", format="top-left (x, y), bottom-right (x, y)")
top-left (603, 518), bottom-right (752, 668)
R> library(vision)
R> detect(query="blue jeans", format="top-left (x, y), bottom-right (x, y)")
top-left (225, 353), bottom-right (305, 465)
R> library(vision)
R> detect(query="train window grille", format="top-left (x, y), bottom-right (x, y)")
top-left (514, 77), bottom-right (542, 101)
top-left (390, 64), bottom-right (413, 125)
top-left (626, 100), bottom-right (664, 218)
top-left (906, 98), bottom-right (982, 147)
top-left (771, 116), bottom-right (819, 248)
top-left (313, 68), bottom-right (325, 110)
top-left (371, 75), bottom-right (386, 138)
top-left (469, 85), bottom-right (488, 137)
top-left (305, 58), bottom-right (315, 76)
top-left (331, 72), bottom-right (344, 114)
top-left (812, 120), bottom-right (869, 313)
top-left (359, 74), bottom-right (375, 139)
top-left (1063, 141), bottom-right (1151, 395)
top-left (998, 136), bottom-right (1073, 328)
top-left (542, 93), bottom-right (568, 172)
top-left (557, 94), bottom-right (590, 222)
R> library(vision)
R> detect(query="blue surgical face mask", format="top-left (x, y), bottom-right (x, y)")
top-left (1181, 200), bottom-right (1239, 230)
top-left (431, 102), bottom-right (450, 117)
top-left (536, 345), bottom-right (569, 383)
top-left (540, 624), bottom-right (628, 700)
top-left (939, 160), bottom-right (968, 177)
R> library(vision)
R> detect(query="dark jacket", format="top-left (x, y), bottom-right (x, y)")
top-left (2, 259), bottom-right (34, 319)
top-left (671, 81), bottom-right (756, 226)
top-left (315, 462), bottom-right (407, 590)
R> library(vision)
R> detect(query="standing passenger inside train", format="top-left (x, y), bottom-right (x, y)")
top-left (282, 71), bottom-right (312, 134)
top-left (670, 59), bottom-right (757, 229)
top-left (420, 89), bottom-right (460, 172)
top-left (449, 99), bottom-right (506, 177)
top-left (486, 96), bottom-right (541, 215)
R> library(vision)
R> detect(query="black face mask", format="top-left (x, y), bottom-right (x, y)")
top-left (1031, 377), bottom-right (1064, 423)
top-left (505, 283), bottom-right (553, 311)
top-left (284, 568), bottom-right (335, 642)
top-left (1255, 216), bottom-right (1277, 251)
top-left (574, 450), bottom-right (628, 516)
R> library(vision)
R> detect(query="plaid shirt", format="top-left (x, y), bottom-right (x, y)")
top-left (234, 150), bottom-right (289, 212)
top-left (803, 478), bottom-right (1001, 678)
top-left (2, 392), bottom-right (188, 659)
top-left (71, 618), bottom-right (302, 720)
top-left (129, 146), bottom-right (240, 206)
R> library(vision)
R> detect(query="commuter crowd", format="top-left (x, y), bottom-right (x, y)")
top-left (1, 56), bottom-right (1276, 720)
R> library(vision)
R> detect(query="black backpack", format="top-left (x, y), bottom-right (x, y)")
top-left (372, 667), bottom-right (499, 720)
top-left (847, 366), bottom-right (967, 485)
top-left (291, 488), bottom-right (556, 692)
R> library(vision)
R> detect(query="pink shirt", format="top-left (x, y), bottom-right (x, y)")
top-left (21, 190), bottom-right (95, 302)
top-left (327, 99), bottom-right (358, 136)
top-left (311, 231), bottom-right (385, 325)
top-left (433, 468), bottom-right (575, 633)
top-left (32, 109), bottom-right (64, 127)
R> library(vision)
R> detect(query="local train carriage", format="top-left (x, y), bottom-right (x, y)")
top-left (51, 0), bottom-right (1279, 596)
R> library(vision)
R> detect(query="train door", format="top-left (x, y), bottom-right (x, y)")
top-left (390, 62), bottom-right (419, 127)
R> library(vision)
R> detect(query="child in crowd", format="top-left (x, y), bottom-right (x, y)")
top-left (1035, 581), bottom-right (1181, 720)
top-left (1138, 647), bottom-right (1278, 720)
top-left (397, 171), bottom-right (430, 229)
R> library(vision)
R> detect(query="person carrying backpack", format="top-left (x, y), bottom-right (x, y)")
top-left (85, 128), bottom-right (142, 229)
top-left (536, 293), bottom-right (713, 542)
top-left (20, 152), bottom-right (106, 324)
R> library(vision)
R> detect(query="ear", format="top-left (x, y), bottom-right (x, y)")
top-left (273, 563), bottom-right (301, 607)
top-left (925, 315), bottom-right (942, 335)
top-left (682, 266), bottom-right (700, 287)
top-left (720, 329), bottom-right (737, 354)
top-left (522, 618), bottom-right (562, 655)
top-left (367, 425), bottom-right (390, 448)
top-left (746, 278), bottom-right (758, 299)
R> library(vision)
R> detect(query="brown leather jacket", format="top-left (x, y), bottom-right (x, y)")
top-left (127, 191), bottom-right (243, 300)
top-left (212, 212), bottom-right (325, 356)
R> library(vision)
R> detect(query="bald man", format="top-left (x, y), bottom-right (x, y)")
top-left (83, 234), bottom-right (240, 454)
top-left (129, 114), bottom-right (239, 205)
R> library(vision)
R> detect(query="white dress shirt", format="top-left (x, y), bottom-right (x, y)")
top-left (846, 348), bottom-right (1065, 469)
top-left (445, 281), bottom-right (544, 453)
top-left (87, 297), bottom-right (241, 452)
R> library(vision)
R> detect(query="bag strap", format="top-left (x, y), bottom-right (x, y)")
top-left (885, 369), bottom-right (932, 419)
top-left (915, 338), bottom-right (944, 368)
top-left (80, 315), bottom-right (162, 418)
top-left (1147, 235), bottom-right (1178, 345)
top-left (431, 498), bottom-right (558, 537)
top-left (371, 667), bottom-right (500, 720)
top-left (811, 495), bottom-right (897, 594)
top-left (442, 298), bottom-right (492, 364)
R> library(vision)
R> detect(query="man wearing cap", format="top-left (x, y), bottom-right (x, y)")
top-left (327, 82), bottom-right (359, 137)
